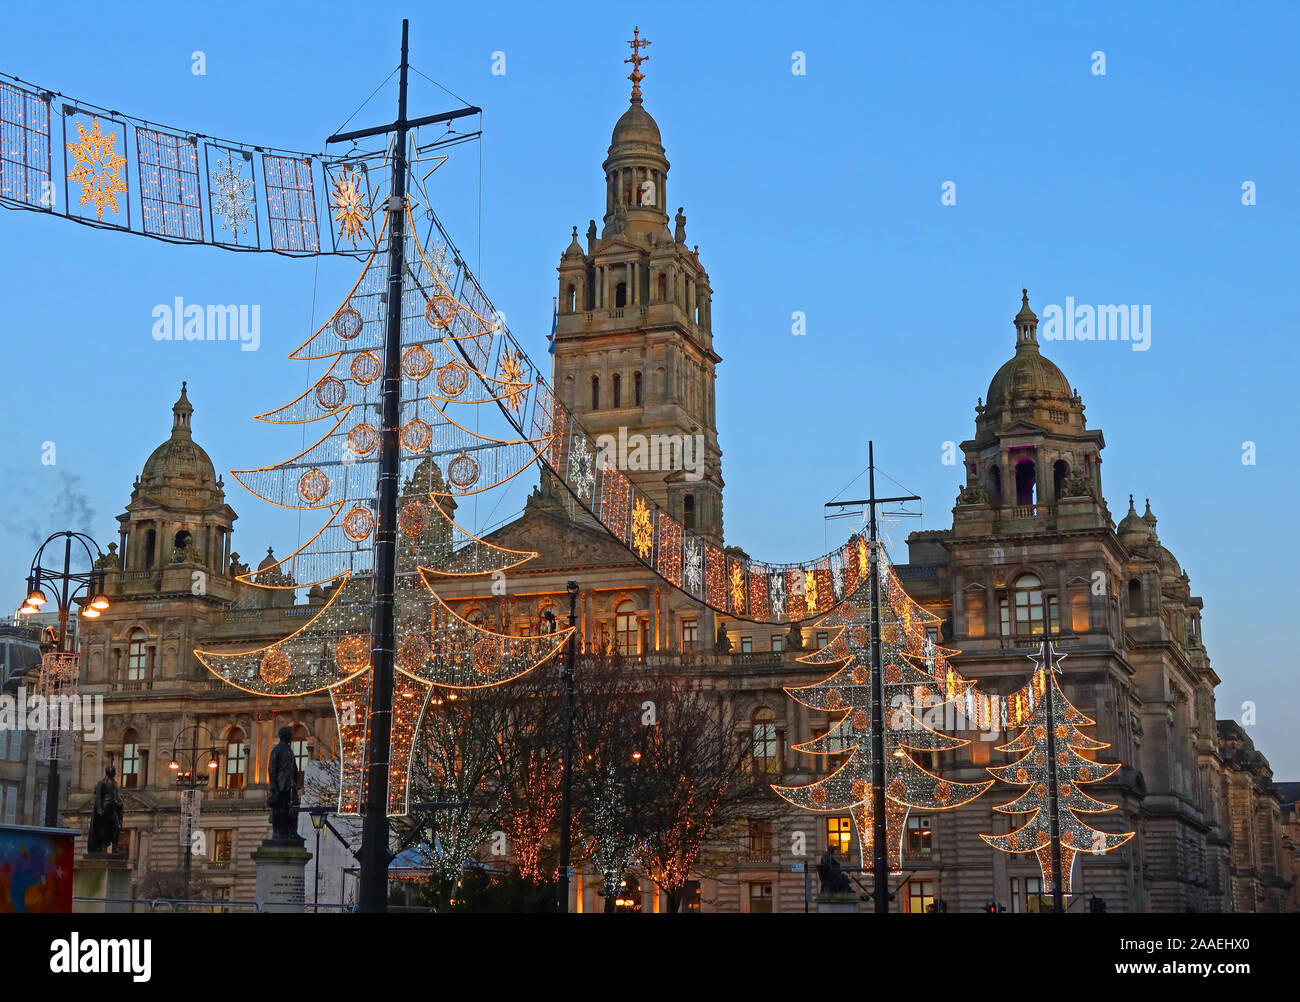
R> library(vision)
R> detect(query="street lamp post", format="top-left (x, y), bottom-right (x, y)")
top-left (18, 531), bottom-right (110, 827)
top-left (555, 580), bottom-right (579, 913)
top-left (168, 719), bottom-right (220, 900)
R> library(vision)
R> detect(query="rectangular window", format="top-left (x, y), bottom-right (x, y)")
top-left (0, 781), bottom-right (18, 824)
top-left (1047, 595), bottom-right (1060, 634)
top-left (740, 636), bottom-right (753, 653)
top-left (292, 739), bottom-right (310, 789)
top-left (748, 882), bottom-right (773, 914)
top-left (122, 743), bottom-right (141, 788)
top-left (826, 815), bottom-right (853, 855)
top-left (683, 880), bottom-right (701, 913)
top-left (680, 619), bottom-right (698, 653)
top-left (999, 597), bottom-right (1010, 637)
top-left (1024, 877), bottom-right (1045, 913)
top-left (815, 631), bottom-right (829, 648)
top-left (6, 729), bottom-right (21, 760)
top-left (748, 819), bottom-right (772, 855)
top-left (210, 828), bottom-right (233, 863)
top-left (771, 635), bottom-right (783, 653)
top-left (907, 879), bottom-right (936, 914)
top-left (906, 815), bottom-right (933, 857)
top-left (127, 638), bottom-right (147, 681)
top-left (226, 742), bottom-right (246, 789)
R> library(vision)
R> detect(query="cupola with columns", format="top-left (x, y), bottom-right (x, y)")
top-left (954, 291), bottom-right (1110, 531)
top-left (552, 29), bottom-right (725, 544)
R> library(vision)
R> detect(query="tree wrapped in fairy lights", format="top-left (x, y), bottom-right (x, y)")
top-left (774, 540), bottom-right (992, 871)
top-left (196, 204), bottom-right (571, 816)
top-left (980, 642), bottom-right (1133, 895)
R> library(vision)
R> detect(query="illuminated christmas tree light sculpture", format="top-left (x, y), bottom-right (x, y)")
top-left (196, 204), bottom-right (571, 816)
top-left (980, 640), bottom-right (1133, 903)
top-left (774, 539), bottom-right (992, 875)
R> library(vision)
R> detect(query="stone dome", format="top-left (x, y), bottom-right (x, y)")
top-left (610, 98), bottom-right (662, 149)
top-left (1117, 495), bottom-right (1150, 546)
top-left (975, 291), bottom-right (1085, 442)
top-left (140, 383), bottom-right (218, 487)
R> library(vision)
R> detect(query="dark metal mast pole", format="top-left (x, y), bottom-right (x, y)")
top-left (358, 18), bottom-right (411, 914)
top-left (1041, 638), bottom-right (1065, 913)
top-left (42, 535), bottom-right (71, 827)
top-left (866, 442), bottom-right (890, 914)
top-left (556, 583), bottom-right (578, 912)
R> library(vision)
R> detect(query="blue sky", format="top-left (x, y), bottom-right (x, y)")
top-left (2, 1), bottom-right (1296, 773)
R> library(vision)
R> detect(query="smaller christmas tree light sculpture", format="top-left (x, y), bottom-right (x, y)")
top-left (980, 640), bottom-right (1133, 909)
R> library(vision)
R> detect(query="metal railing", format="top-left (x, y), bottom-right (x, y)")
top-left (72, 896), bottom-right (356, 913)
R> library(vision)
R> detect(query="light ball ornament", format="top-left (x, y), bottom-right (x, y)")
top-left (259, 648), bottom-right (291, 685)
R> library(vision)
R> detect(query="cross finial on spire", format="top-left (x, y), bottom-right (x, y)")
top-left (625, 27), bottom-right (651, 100)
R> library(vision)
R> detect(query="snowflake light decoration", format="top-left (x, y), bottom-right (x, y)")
top-left (632, 496), bottom-right (653, 558)
top-left (66, 117), bottom-right (127, 221)
top-left (684, 538), bottom-right (704, 594)
top-left (211, 151), bottom-right (255, 240)
top-left (330, 166), bottom-right (370, 244)
top-left (769, 572), bottom-right (787, 618)
top-left (569, 436), bottom-right (595, 501)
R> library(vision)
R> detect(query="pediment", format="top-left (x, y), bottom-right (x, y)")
top-left (483, 508), bottom-right (639, 571)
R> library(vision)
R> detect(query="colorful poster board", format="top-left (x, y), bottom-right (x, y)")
top-left (0, 823), bottom-right (75, 913)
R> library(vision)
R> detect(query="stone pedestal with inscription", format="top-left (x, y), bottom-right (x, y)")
top-left (815, 892), bottom-right (860, 914)
top-left (73, 852), bottom-right (132, 913)
top-left (252, 839), bottom-right (311, 914)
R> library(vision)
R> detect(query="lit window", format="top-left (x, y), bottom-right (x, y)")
top-left (826, 816), bottom-right (853, 855)
top-left (966, 597), bottom-right (985, 638)
top-left (1070, 594), bottom-right (1089, 633)
top-left (751, 708), bottom-right (779, 775)
top-left (225, 729), bottom-right (246, 790)
top-left (210, 829), bottom-right (233, 863)
top-left (907, 815), bottom-right (933, 857)
top-left (615, 601), bottom-right (638, 656)
top-left (680, 619), bottom-right (698, 653)
top-left (907, 879), bottom-right (936, 914)
top-left (748, 819), bottom-right (772, 855)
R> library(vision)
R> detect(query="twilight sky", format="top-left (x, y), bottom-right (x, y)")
top-left (2, 0), bottom-right (1296, 773)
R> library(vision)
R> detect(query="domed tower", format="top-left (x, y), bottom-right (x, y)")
top-left (116, 383), bottom-right (238, 576)
top-left (552, 29), bottom-right (725, 544)
top-left (956, 291), bottom-right (1109, 525)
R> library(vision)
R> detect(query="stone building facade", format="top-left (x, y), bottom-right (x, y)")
top-left (44, 49), bottom-right (1292, 913)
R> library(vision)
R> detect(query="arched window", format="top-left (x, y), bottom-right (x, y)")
top-left (225, 727), bottom-right (247, 790)
top-left (615, 282), bottom-right (628, 308)
top-left (126, 630), bottom-right (147, 681)
top-left (657, 273), bottom-right (667, 302)
top-left (1015, 460), bottom-right (1036, 506)
top-left (613, 373), bottom-right (622, 408)
top-left (752, 708), bottom-right (780, 775)
top-left (591, 376), bottom-right (600, 410)
top-left (615, 601), bottom-right (638, 656)
top-left (1012, 574), bottom-right (1045, 636)
top-left (1070, 594), bottom-right (1090, 633)
top-left (634, 372), bottom-right (643, 407)
top-left (566, 283), bottom-right (576, 312)
top-left (989, 466), bottom-right (1002, 508)
top-left (1128, 578), bottom-right (1142, 614)
top-left (683, 494), bottom-right (695, 530)
top-left (121, 728), bottom-right (142, 789)
top-left (174, 529), bottom-right (191, 551)
top-left (143, 528), bottom-right (156, 570)
top-left (291, 724), bottom-right (311, 790)
top-left (1053, 460), bottom-right (1070, 500)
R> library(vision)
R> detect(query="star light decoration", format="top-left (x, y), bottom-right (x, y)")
top-left (66, 117), bottom-right (127, 220)
top-left (980, 641), bottom-right (1133, 894)
top-left (211, 151), bottom-right (255, 240)
top-left (330, 165), bottom-right (370, 244)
